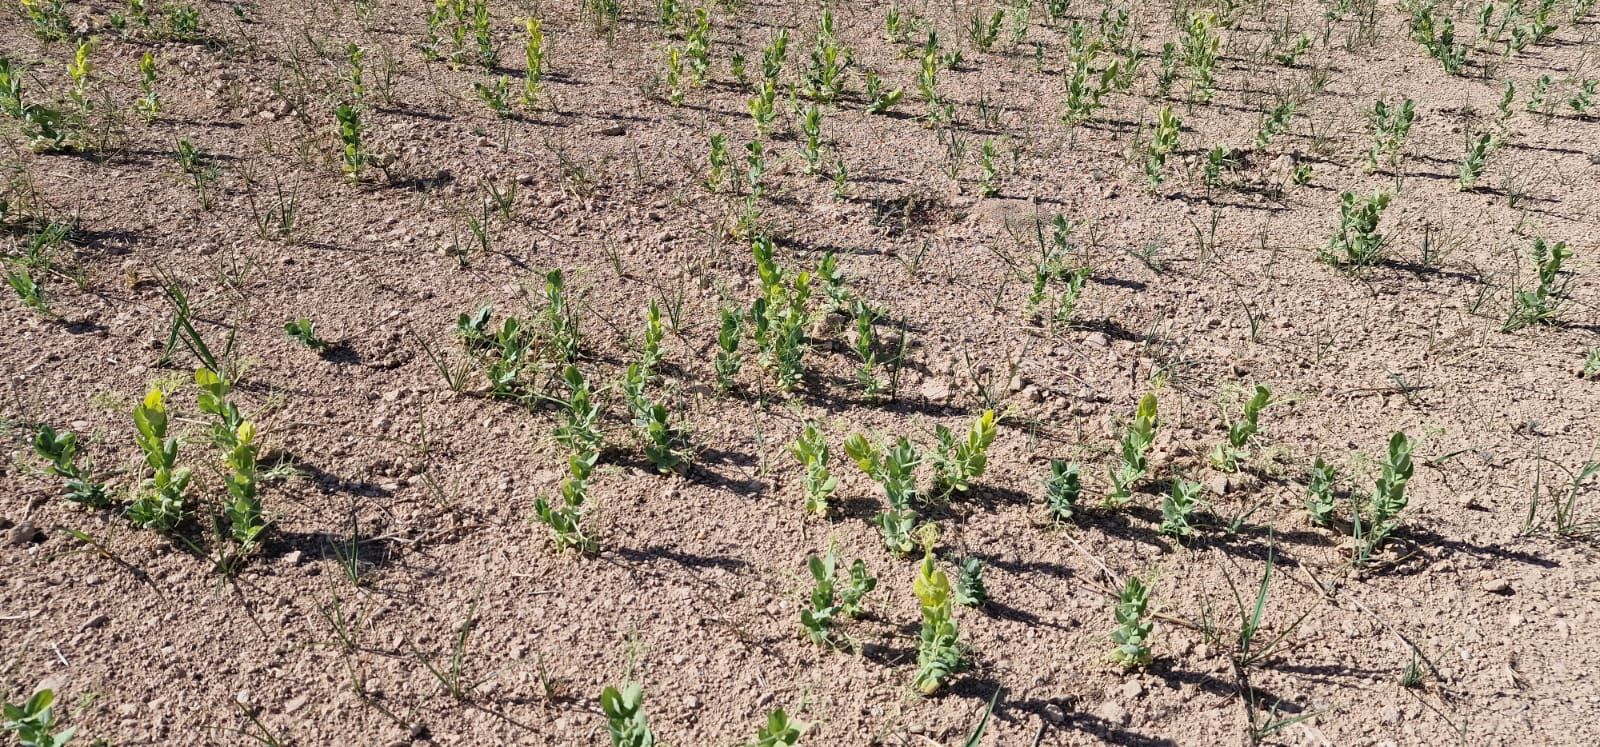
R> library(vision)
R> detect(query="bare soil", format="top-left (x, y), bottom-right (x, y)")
top-left (3, 0), bottom-right (1600, 745)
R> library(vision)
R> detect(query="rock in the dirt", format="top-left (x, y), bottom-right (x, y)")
top-left (6, 523), bottom-right (43, 546)
top-left (1096, 699), bottom-right (1130, 726)
top-left (1482, 578), bottom-right (1512, 594)
top-left (1043, 703), bottom-right (1065, 724)
top-left (1206, 474), bottom-right (1231, 496)
top-left (921, 378), bottom-right (952, 403)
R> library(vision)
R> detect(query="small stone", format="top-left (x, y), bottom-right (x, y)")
top-left (1042, 703), bottom-right (1065, 724)
top-left (282, 550), bottom-right (303, 566)
top-left (598, 125), bottom-right (627, 136)
top-left (684, 695), bottom-right (700, 709)
top-left (921, 378), bottom-right (952, 403)
top-left (1096, 700), bottom-right (1129, 726)
top-left (1482, 578), bottom-right (1512, 594)
top-left (6, 523), bottom-right (43, 546)
top-left (285, 695), bottom-right (308, 713)
top-left (1121, 680), bottom-right (1143, 699)
top-left (1083, 331), bottom-right (1110, 348)
top-left (1206, 474), bottom-right (1231, 496)
top-left (81, 614), bottom-right (109, 630)
top-left (1021, 385), bottom-right (1043, 403)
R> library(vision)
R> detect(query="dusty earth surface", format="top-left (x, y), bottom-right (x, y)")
top-left (3, 0), bottom-right (1600, 744)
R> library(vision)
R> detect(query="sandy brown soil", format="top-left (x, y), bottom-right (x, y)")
top-left (3, 0), bottom-right (1600, 744)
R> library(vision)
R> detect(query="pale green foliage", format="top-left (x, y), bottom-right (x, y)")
top-left (1107, 393), bottom-right (1158, 505)
top-left (599, 683), bottom-right (654, 747)
top-left (912, 542), bottom-right (966, 693)
top-left (789, 422), bottom-right (837, 517)
top-left (1110, 575), bottom-right (1154, 668)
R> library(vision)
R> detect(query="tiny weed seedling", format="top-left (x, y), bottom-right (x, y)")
top-left (534, 451), bottom-right (599, 553)
top-left (284, 317), bottom-right (330, 351)
top-left (1043, 459), bottom-right (1082, 522)
top-left (1504, 238), bottom-right (1573, 331)
top-left (1110, 575), bottom-right (1154, 669)
top-left (1209, 384), bottom-right (1271, 472)
top-left (174, 139), bottom-right (219, 210)
top-left (600, 683), bottom-right (655, 747)
top-left (32, 425), bottom-right (111, 508)
top-left (789, 421), bottom-right (838, 518)
top-left (1160, 478), bottom-right (1203, 538)
top-left (1107, 393), bottom-right (1158, 506)
top-left (1322, 191), bottom-right (1391, 268)
top-left (913, 536), bottom-right (968, 694)
top-left (1353, 432), bottom-right (1415, 565)
top-left (933, 409), bottom-right (997, 497)
top-left (2, 687), bottom-right (75, 747)
top-left (522, 17), bottom-right (545, 107)
top-left (129, 388), bottom-right (190, 532)
top-left (1306, 457), bottom-right (1338, 526)
top-left (864, 71), bottom-right (903, 114)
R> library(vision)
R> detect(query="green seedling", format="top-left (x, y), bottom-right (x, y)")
top-left (800, 550), bottom-right (874, 645)
top-left (1274, 32), bottom-right (1310, 65)
top-left (32, 425), bottom-right (111, 508)
top-left (912, 539), bottom-right (967, 694)
top-left (1323, 191), bottom-right (1391, 267)
top-left (335, 104), bottom-right (365, 181)
top-left (851, 300), bottom-right (886, 400)
top-left (474, 75), bottom-right (513, 117)
top-left (553, 365), bottom-right (605, 454)
top-left (714, 306), bottom-right (743, 392)
top-left (1182, 12), bottom-right (1220, 102)
top-left (1527, 74), bottom-right (1553, 115)
top-left (625, 365), bottom-right (690, 474)
top-left (284, 317), bottom-right (329, 351)
top-left (1043, 459), bottom-right (1081, 522)
top-left (543, 269), bottom-right (581, 362)
top-left (219, 418), bottom-right (266, 554)
top-left (789, 422), bottom-right (837, 518)
top-left (1570, 79), bottom-right (1597, 116)
top-left (346, 43), bottom-right (366, 102)
top-left (683, 7), bottom-right (711, 85)
top-left (1203, 145), bottom-right (1238, 187)
top-left (1365, 98), bottom-right (1416, 172)
top-left (845, 433), bottom-right (921, 554)
top-left (917, 33), bottom-right (940, 105)
top-left (749, 237), bottom-right (813, 391)
top-left (1352, 432), bottom-right (1414, 565)
top-left (174, 139), bottom-right (219, 210)
top-left (1504, 238), bottom-right (1573, 331)
top-left (864, 72), bottom-right (903, 114)
top-left (1110, 575), bottom-right (1154, 668)
top-left (136, 52), bottom-right (161, 121)
top-left (707, 133), bottom-right (730, 192)
top-left (978, 139), bottom-right (1000, 197)
top-left (1306, 457), bottom-right (1338, 526)
top-left (1144, 107), bottom-right (1181, 189)
top-left (0, 57), bottom-right (75, 153)
top-left (2, 687), bottom-right (75, 747)
top-left (1457, 132), bottom-right (1496, 190)
top-left (953, 556), bottom-right (986, 607)
top-left (522, 18), bottom-right (545, 107)
top-left (600, 683), bottom-right (655, 747)
top-left (6, 267), bottom-right (46, 312)
top-left (967, 7), bottom-right (1003, 50)
top-left (1582, 348), bottom-right (1600, 379)
top-left (1210, 384), bottom-right (1271, 472)
top-left (129, 388), bottom-right (190, 532)
top-left (638, 301), bottom-right (665, 377)
top-left (1160, 478), bottom-right (1203, 538)
top-left (534, 451), bottom-right (599, 553)
top-left (803, 9), bottom-right (852, 101)
top-left (800, 105), bottom-right (824, 175)
top-left (1107, 393), bottom-right (1158, 506)
top-left (933, 409), bottom-right (997, 496)
top-left (739, 140), bottom-right (766, 234)
top-left (749, 710), bottom-right (801, 747)
top-left (1255, 100), bottom-right (1296, 150)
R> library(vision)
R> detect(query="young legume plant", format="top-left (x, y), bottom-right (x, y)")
top-left (1160, 478), bottom-right (1203, 538)
top-left (534, 451), bottom-right (599, 553)
top-left (1110, 575), bottom-right (1154, 669)
top-left (129, 388), bottom-right (190, 532)
top-left (1322, 191), bottom-right (1391, 268)
top-left (1107, 393), bottom-right (1158, 506)
top-left (1503, 238), bottom-right (1573, 331)
top-left (1353, 432), bottom-right (1415, 565)
top-left (600, 683), bottom-right (655, 747)
top-left (32, 425), bottom-right (111, 508)
top-left (1042, 459), bottom-right (1082, 522)
top-left (1306, 457), bottom-right (1339, 527)
top-left (845, 433), bottom-right (922, 554)
top-left (1209, 384), bottom-right (1271, 473)
top-left (912, 538), bottom-right (967, 694)
top-left (932, 409), bottom-right (996, 497)
top-left (789, 422), bottom-right (837, 517)
top-left (800, 550), bottom-right (876, 645)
